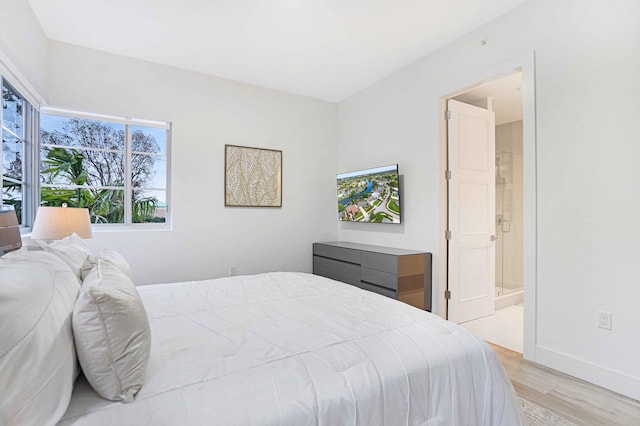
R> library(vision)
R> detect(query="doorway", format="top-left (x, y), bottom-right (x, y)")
top-left (445, 71), bottom-right (525, 353)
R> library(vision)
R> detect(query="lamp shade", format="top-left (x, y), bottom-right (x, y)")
top-left (31, 206), bottom-right (93, 240)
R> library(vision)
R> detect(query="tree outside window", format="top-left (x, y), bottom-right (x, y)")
top-left (40, 112), bottom-right (169, 225)
top-left (1, 79), bottom-right (27, 224)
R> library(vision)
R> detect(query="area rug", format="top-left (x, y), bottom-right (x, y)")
top-left (520, 398), bottom-right (576, 425)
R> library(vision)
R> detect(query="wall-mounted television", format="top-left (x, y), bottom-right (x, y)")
top-left (337, 164), bottom-right (401, 223)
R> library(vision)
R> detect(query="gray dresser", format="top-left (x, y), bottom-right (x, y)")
top-left (312, 241), bottom-right (432, 311)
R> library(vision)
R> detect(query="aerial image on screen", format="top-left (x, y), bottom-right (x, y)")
top-left (337, 164), bottom-right (400, 223)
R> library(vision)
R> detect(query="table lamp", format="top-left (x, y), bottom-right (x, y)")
top-left (31, 204), bottom-right (93, 240)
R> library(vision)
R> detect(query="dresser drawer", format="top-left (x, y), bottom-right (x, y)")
top-left (360, 251), bottom-right (397, 274)
top-left (358, 281), bottom-right (397, 299)
top-left (313, 243), bottom-right (360, 264)
top-left (313, 256), bottom-right (361, 285)
top-left (361, 267), bottom-right (398, 290)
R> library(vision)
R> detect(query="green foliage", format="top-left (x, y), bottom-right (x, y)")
top-left (40, 147), bottom-right (158, 224)
top-left (368, 211), bottom-right (394, 223)
top-left (90, 188), bottom-right (125, 223)
top-left (42, 147), bottom-right (88, 185)
top-left (387, 199), bottom-right (400, 214)
top-left (368, 212), bottom-right (384, 223)
top-left (132, 196), bottom-right (164, 223)
top-left (141, 216), bottom-right (166, 223)
top-left (2, 180), bottom-right (22, 224)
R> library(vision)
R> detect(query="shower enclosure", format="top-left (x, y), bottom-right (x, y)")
top-left (495, 121), bottom-right (523, 298)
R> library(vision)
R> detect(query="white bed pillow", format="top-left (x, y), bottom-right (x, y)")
top-left (80, 248), bottom-right (132, 281)
top-left (35, 233), bottom-right (91, 282)
top-left (73, 259), bottom-right (151, 402)
top-left (0, 250), bottom-right (80, 426)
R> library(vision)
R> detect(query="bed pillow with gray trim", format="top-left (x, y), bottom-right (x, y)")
top-left (73, 258), bottom-right (151, 402)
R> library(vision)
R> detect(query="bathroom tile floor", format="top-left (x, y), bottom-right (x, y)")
top-left (459, 304), bottom-right (523, 353)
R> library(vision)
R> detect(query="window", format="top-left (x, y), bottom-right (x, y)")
top-left (39, 110), bottom-right (170, 226)
top-left (1, 77), bottom-right (34, 225)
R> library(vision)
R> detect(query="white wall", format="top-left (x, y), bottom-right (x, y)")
top-left (338, 0), bottom-right (640, 399)
top-left (45, 41), bottom-right (338, 285)
top-left (0, 0), bottom-right (48, 98)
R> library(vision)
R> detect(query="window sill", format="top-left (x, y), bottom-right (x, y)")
top-left (21, 223), bottom-right (172, 239)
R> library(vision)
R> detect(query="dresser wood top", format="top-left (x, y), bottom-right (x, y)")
top-left (314, 241), bottom-right (428, 256)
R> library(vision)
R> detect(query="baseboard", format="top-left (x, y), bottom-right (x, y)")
top-left (536, 346), bottom-right (640, 401)
top-left (495, 289), bottom-right (523, 310)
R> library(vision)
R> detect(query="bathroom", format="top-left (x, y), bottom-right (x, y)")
top-left (495, 119), bottom-right (524, 310)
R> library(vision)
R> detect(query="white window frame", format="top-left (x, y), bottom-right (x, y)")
top-left (1, 75), bottom-right (38, 230)
top-left (40, 107), bottom-right (172, 230)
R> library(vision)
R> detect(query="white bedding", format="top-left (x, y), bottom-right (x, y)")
top-left (59, 272), bottom-right (525, 425)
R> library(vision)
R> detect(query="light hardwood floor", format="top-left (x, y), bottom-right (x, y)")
top-left (490, 343), bottom-right (640, 425)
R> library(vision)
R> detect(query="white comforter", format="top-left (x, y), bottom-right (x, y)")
top-left (60, 272), bottom-right (525, 425)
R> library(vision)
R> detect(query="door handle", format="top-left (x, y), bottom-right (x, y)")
top-left (491, 235), bottom-right (497, 241)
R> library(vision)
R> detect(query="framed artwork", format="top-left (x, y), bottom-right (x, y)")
top-left (224, 145), bottom-right (282, 207)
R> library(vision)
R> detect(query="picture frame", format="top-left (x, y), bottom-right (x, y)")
top-left (224, 144), bottom-right (282, 207)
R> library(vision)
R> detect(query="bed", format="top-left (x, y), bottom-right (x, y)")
top-left (0, 227), bottom-right (525, 425)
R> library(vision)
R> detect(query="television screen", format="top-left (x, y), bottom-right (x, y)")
top-left (337, 164), bottom-right (401, 223)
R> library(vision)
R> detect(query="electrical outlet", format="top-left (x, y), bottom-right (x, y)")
top-left (229, 265), bottom-right (237, 277)
top-left (597, 311), bottom-right (612, 331)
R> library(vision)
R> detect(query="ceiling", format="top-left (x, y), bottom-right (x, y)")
top-left (453, 71), bottom-right (523, 125)
top-left (28, 0), bottom-right (529, 102)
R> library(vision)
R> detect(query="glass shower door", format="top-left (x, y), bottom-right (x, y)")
top-left (495, 147), bottom-right (523, 297)
top-left (495, 151), bottom-right (508, 296)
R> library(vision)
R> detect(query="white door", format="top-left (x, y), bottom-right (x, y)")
top-left (447, 99), bottom-right (496, 323)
